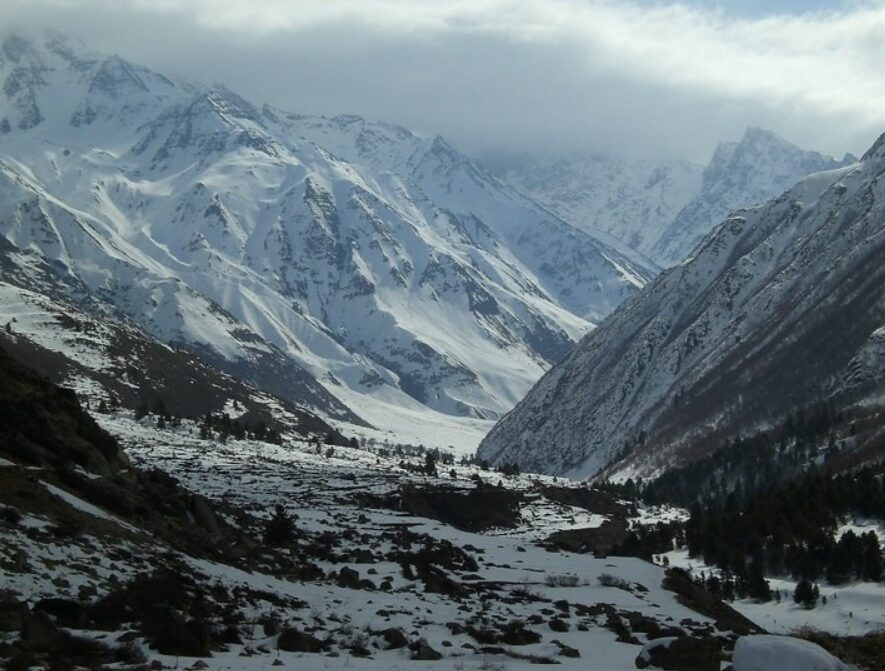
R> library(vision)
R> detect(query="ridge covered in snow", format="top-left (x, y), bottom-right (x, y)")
top-left (0, 33), bottom-right (655, 437)
top-left (479, 132), bottom-right (885, 479)
top-left (499, 154), bottom-right (702, 261)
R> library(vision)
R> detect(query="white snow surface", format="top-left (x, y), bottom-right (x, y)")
top-left (499, 129), bottom-right (849, 269)
top-left (0, 401), bottom-right (868, 671)
top-left (69, 412), bottom-right (719, 670)
top-left (733, 635), bottom-right (855, 671)
top-left (664, 548), bottom-right (885, 637)
top-left (651, 127), bottom-right (854, 266)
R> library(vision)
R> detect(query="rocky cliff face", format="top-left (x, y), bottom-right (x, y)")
top-left (496, 128), bottom-right (850, 269)
top-left (0, 344), bottom-right (127, 475)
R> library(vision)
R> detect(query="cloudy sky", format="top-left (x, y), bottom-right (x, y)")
top-left (2, 0), bottom-right (884, 163)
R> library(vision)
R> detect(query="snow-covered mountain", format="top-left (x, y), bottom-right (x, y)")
top-left (0, 34), bottom-right (655, 432)
top-left (478, 132), bottom-right (885, 480)
top-left (499, 129), bottom-right (853, 268)
top-left (0, 276), bottom-right (340, 438)
top-left (498, 154), bottom-right (703, 260)
top-left (651, 127), bottom-right (856, 265)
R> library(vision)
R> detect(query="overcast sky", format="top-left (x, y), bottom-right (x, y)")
top-left (2, 0), bottom-right (884, 163)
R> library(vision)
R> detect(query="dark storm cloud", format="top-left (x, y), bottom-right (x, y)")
top-left (1, 0), bottom-right (884, 162)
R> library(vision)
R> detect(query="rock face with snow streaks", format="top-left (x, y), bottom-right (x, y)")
top-left (499, 128), bottom-right (851, 268)
top-left (479, 133), bottom-right (885, 480)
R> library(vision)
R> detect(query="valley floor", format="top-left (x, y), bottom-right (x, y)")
top-left (2, 410), bottom-right (882, 670)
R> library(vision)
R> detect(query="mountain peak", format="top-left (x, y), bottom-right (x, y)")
top-left (861, 130), bottom-right (885, 163)
top-left (741, 125), bottom-right (789, 146)
top-left (0, 36), bottom-right (656, 434)
top-left (2, 31), bottom-right (92, 67)
top-left (1, 34), bottom-right (39, 64)
top-left (651, 127), bottom-right (851, 266)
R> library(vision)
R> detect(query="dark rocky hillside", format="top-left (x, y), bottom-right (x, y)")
top-left (480, 132), bottom-right (885, 480)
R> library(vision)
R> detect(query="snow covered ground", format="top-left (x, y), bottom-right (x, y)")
top-left (0, 410), bottom-right (730, 670)
top-left (664, 548), bottom-right (885, 637)
top-left (2, 405), bottom-right (879, 670)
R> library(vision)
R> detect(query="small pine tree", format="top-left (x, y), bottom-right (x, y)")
top-left (264, 504), bottom-right (295, 546)
top-left (424, 452), bottom-right (437, 476)
top-left (747, 560), bottom-right (771, 602)
top-left (794, 579), bottom-right (818, 609)
top-left (862, 532), bottom-right (883, 581)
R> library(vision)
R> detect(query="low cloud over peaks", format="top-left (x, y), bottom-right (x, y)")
top-left (2, 0), bottom-right (883, 161)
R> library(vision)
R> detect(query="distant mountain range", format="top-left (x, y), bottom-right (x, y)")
top-left (499, 127), bottom-right (854, 267)
top-left (479, 132), bottom-right (885, 479)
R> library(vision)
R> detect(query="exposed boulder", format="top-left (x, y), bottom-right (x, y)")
top-left (410, 640), bottom-right (443, 660)
top-left (0, 595), bottom-right (29, 631)
top-left (635, 636), bottom-right (721, 671)
top-left (337, 566), bottom-right (361, 589)
top-left (277, 628), bottom-right (326, 653)
top-left (381, 627), bottom-right (408, 650)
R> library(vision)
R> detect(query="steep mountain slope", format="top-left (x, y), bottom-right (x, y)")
top-left (478, 132), bottom-right (885, 480)
top-left (0, 277), bottom-right (337, 437)
top-left (498, 154), bottom-right (702, 260)
top-left (0, 34), bottom-right (655, 430)
top-left (652, 127), bottom-right (855, 265)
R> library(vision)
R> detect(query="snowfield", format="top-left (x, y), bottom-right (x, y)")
top-left (0, 33), bottom-right (655, 435)
top-left (664, 549), bottom-right (885, 637)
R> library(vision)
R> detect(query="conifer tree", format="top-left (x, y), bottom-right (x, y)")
top-left (265, 503), bottom-right (295, 546)
top-left (793, 579), bottom-right (818, 609)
